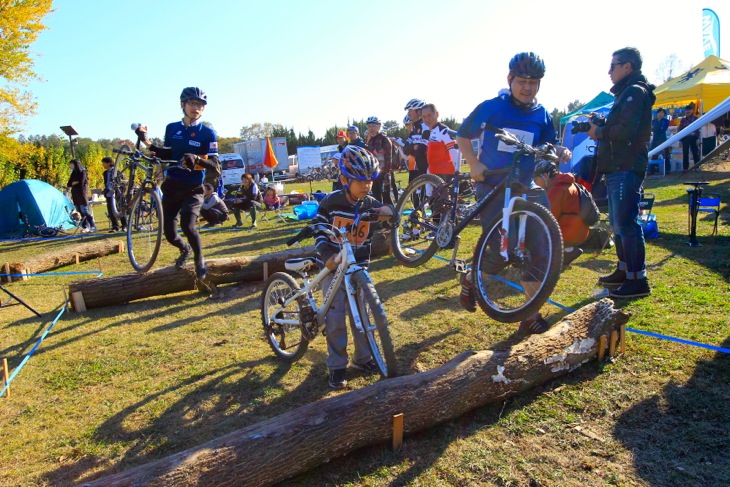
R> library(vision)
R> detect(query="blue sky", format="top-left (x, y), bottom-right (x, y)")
top-left (21, 0), bottom-right (730, 142)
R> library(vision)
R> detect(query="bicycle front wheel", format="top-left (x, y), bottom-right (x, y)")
top-left (127, 186), bottom-right (163, 272)
top-left (261, 272), bottom-right (309, 362)
top-left (472, 199), bottom-right (563, 323)
top-left (352, 270), bottom-right (397, 378)
top-left (390, 174), bottom-right (446, 267)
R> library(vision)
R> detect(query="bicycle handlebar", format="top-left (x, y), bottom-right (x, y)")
top-left (483, 124), bottom-right (559, 162)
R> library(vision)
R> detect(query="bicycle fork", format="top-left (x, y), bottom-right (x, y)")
top-left (499, 187), bottom-right (528, 261)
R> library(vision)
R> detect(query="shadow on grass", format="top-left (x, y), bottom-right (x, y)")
top-left (614, 336), bottom-right (730, 486)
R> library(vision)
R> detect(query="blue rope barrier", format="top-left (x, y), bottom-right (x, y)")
top-left (1, 301), bottom-right (67, 398)
top-left (406, 244), bottom-right (729, 354)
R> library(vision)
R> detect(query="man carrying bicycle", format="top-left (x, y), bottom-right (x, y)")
top-left (138, 87), bottom-right (221, 280)
top-left (455, 52), bottom-right (571, 333)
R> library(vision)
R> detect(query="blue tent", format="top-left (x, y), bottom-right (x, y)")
top-left (559, 91), bottom-right (615, 127)
top-left (0, 179), bottom-right (75, 236)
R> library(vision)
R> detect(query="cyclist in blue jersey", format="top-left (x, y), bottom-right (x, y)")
top-left (138, 87), bottom-right (221, 280)
top-left (455, 52), bottom-right (571, 333)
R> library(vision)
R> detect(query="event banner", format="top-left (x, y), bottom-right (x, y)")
top-left (702, 8), bottom-right (720, 58)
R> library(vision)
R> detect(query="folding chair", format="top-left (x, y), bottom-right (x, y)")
top-left (259, 204), bottom-right (288, 225)
top-left (637, 192), bottom-right (655, 222)
top-left (696, 193), bottom-right (721, 236)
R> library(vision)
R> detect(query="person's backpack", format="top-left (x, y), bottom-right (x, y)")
top-left (573, 182), bottom-right (601, 227)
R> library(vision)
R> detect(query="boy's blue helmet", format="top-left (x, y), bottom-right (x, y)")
top-left (180, 87), bottom-right (207, 105)
top-left (509, 52), bottom-right (546, 79)
top-left (339, 146), bottom-right (380, 181)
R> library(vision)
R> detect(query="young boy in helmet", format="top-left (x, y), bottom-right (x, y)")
top-left (455, 52), bottom-right (572, 334)
top-left (138, 87), bottom-right (221, 280)
top-left (312, 146), bottom-right (396, 389)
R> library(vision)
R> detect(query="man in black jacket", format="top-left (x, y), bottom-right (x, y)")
top-left (588, 47), bottom-right (655, 298)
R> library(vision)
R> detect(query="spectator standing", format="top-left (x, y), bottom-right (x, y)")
top-left (421, 103), bottom-right (460, 183)
top-left (678, 103), bottom-right (700, 170)
top-left (402, 99), bottom-right (429, 184)
top-left (138, 87), bottom-right (221, 280)
top-left (336, 130), bottom-right (349, 153)
top-left (200, 183), bottom-right (229, 227)
top-left (67, 158), bottom-right (97, 233)
top-left (455, 52), bottom-right (571, 333)
top-left (101, 156), bottom-right (127, 232)
top-left (588, 47), bottom-right (654, 298)
top-left (650, 108), bottom-right (672, 174)
top-left (346, 125), bottom-right (366, 148)
top-left (700, 118), bottom-right (717, 157)
top-left (365, 116), bottom-right (396, 204)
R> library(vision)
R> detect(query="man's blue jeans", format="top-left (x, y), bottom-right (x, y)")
top-left (606, 171), bottom-right (646, 279)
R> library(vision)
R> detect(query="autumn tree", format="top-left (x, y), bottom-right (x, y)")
top-left (239, 122), bottom-right (286, 140)
top-left (0, 0), bottom-right (53, 136)
top-left (654, 54), bottom-right (684, 84)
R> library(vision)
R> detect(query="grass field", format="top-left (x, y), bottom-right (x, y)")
top-left (1, 165), bottom-right (728, 487)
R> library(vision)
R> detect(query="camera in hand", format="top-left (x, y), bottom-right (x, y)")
top-left (571, 113), bottom-right (606, 134)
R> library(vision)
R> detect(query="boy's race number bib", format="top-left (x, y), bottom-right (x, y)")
top-left (331, 216), bottom-right (371, 245)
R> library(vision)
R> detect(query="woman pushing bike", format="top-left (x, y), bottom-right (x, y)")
top-left (455, 52), bottom-right (571, 333)
top-left (137, 87), bottom-right (221, 280)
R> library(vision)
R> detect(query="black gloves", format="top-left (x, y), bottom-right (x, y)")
top-left (180, 153), bottom-right (198, 169)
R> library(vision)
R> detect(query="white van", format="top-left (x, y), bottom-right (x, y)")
top-left (219, 153), bottom-right (245, 187)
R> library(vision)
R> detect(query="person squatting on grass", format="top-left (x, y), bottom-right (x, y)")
top-left (226, 173), bottom-right (262, 228)
top-left (312, 146), bottom-right (396, 389)
top-left (138, 87), bottom-right (221, 280)
top-left (587, 47), bottom-right (654, 299)
top-left (455, 51), bottom-right (572, 334)
top-left (67, 158), bottom-right (97, 233)
top-left (200, 183), bottom-right (229, 228)
top-left (101, 156), bottom-right (127, 232)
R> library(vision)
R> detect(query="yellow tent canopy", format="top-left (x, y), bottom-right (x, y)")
top-left (653, 55), bottom-right (730, 112)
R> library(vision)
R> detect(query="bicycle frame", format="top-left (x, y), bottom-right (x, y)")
top-left (272, 225), bottom-right (370, 337)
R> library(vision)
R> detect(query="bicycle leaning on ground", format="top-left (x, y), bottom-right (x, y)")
top-left (390, 126), bottom-right (563, 323)
top-left (261, 216), bottom-right (397, 379)
top-left (110, 143), bottom-right (168, 273)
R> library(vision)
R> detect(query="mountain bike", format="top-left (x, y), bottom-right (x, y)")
top-left (261, 217), bottom-right (397, 378)
top-left (390, 126), bottom-right (563, 323)
top-left (111, 145), bottom-right (167, 272)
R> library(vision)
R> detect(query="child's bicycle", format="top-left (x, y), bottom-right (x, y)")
top-left (261, 216), bottom-right (397, 378)
top-left (390, 125), bottom-right (564, 323)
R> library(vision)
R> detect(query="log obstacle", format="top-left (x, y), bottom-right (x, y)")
top-left (66, 232), bottom-right (389, 311)
top-left (81, 299), bottom-right (628, 487)
top-left (4, 239), bottom-right (123, 282)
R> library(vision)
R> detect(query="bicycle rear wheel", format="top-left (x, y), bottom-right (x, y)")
top-left (127, 186), bottom-right (163, 272)
top-left (352, 270), bottom-right (397, 378)
top-left (472, 199), bottom-right (563, 323)
top-left (261, 272), bottom-right (309, 362)
top-left (390, 174), bottom-right (446, 267)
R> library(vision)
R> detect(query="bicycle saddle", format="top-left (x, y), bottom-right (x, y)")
top-left (285, 257), bottom-right (323, 273)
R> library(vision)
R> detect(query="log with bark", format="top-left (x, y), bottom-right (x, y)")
top-left (67, 231), bottom-right (389, 310)
top-left (5, 238), bottom-right (123, 282)
top-left (81, 298), bottom-right (628, 487)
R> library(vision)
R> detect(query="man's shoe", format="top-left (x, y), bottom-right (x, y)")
top-left (350, 359), bottom-right (378, 375)
top-left (459, 273), bottom-right (477, 312)
top-left (251, 221), bottom-right (257, 228)
top-left (233, 221), bottom-right (243, 228)
top-left (175, 245), bottom-right (192, 268)
top-left (563, 247), bottom-right (583, 267)
top-left (328, 369), bottom-right (347, 389)
top-left (609, 278), bottom-right (650, 299)
top-left (598, 269), bottom-right (626, 287)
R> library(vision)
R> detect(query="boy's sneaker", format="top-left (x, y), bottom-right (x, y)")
top-left (563, 247), bottom-right (583, 267)
top-left (350, 359), bottom-right (378, 375)
top-left (459, 273), bottom-right (477, 312)
top-left (175, 245), bottom-right (192, 268)
top-left (251, 221), bottom-right (257, 228)
top-left (609, 278), bottom-right (650, 299)
top-left (328, 368), bottom-right (347, 389)
top-left (598, 269), bottom-right (626, 287)
top-left (195, 257), bottom-right (207, 280)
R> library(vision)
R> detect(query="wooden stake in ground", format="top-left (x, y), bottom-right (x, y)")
top-left (82, 298), bottom-right (628, 487)
top-left (2, 358), bottom-right (9, 398)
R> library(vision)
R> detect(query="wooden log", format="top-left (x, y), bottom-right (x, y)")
top-left (81, 299), bottom-right (628, 487)
top-left (8, 239), bottom-right (122, 279)
top-left (1, 262), bottom-right (10, 283)
top-left (67, 231), bottom-right (390, 310)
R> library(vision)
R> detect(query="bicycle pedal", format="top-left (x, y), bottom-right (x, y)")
top-left (454, 259), bottom-right (468, 273)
